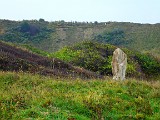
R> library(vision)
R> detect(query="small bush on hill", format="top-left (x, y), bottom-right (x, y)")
top-left (94, 28), bottom-right (127, 46)
top-left (0, 20), bottom-right (54, 44)
top-left (135, 53), bottom-right (160, 76)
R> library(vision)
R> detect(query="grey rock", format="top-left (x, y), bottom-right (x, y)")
top-left (111, 48), bottom-right (127, 80)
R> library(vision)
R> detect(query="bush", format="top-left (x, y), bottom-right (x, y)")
top-left (94, 28), bottom-right (126, 46)
top-left (136, 53), bottom-right (160, 76)
top-left (52, 46), bottom-right (81, 62)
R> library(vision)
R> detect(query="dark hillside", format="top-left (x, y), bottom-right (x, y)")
top-left (0, 41), bottom-right (101, 79)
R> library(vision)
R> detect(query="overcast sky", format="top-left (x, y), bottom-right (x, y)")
top-left (0, 0), bottom-right (160, 23)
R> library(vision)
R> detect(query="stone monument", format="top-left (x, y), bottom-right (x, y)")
top-left (111, 48), bottom-right (127, 80)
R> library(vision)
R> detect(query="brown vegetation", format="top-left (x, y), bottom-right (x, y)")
top-left (0, 41), bottom-right (102, 79)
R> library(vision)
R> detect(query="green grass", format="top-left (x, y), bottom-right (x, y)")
top-left (0, 71), bottom-right (160, 120)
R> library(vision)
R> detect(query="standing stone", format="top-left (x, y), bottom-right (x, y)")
top-left (111, 48), bottom-right (127, 80)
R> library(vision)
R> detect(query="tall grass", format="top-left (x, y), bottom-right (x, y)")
top-left (0, 71), bottom-right (160, 120)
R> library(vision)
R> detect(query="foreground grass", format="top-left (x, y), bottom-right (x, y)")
top-left (0, 71), bottom-right (160, 120)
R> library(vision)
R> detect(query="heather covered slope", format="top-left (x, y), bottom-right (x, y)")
top-left (0, 41), bottom-right (101, 79)
top-left (0, 72), bottom-right (159, 119)
top-left (0, 19), bottom-right (160, 57)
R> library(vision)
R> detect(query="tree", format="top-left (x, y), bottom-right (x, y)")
top-left (39, 18), bottom-right (45, 22)
top-left (20, 21), bottom-right (30, 33)
top-left (94, 21), bottom-right (98, 25)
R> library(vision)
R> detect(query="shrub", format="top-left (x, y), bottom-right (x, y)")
top-left (52, 47), bottom-right (81, 62)
top-left (136, 53), bottom-right (160, 76)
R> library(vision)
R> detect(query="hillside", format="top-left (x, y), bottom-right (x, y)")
top-left (0, 71), bottom-right (160, 119)
top-left (0, 20), bottom-right (160, 120)
top-left (53, 41), bottom-right (160, 80)
top-left (1, 40), bottom-right (159, 80)
top-left (0, 41), bottom-right (101, 79)
top-left (0, 19), bottom-right (160, 56)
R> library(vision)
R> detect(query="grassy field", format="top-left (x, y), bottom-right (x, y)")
top-left (0, 71), bottom-right (160, 120)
